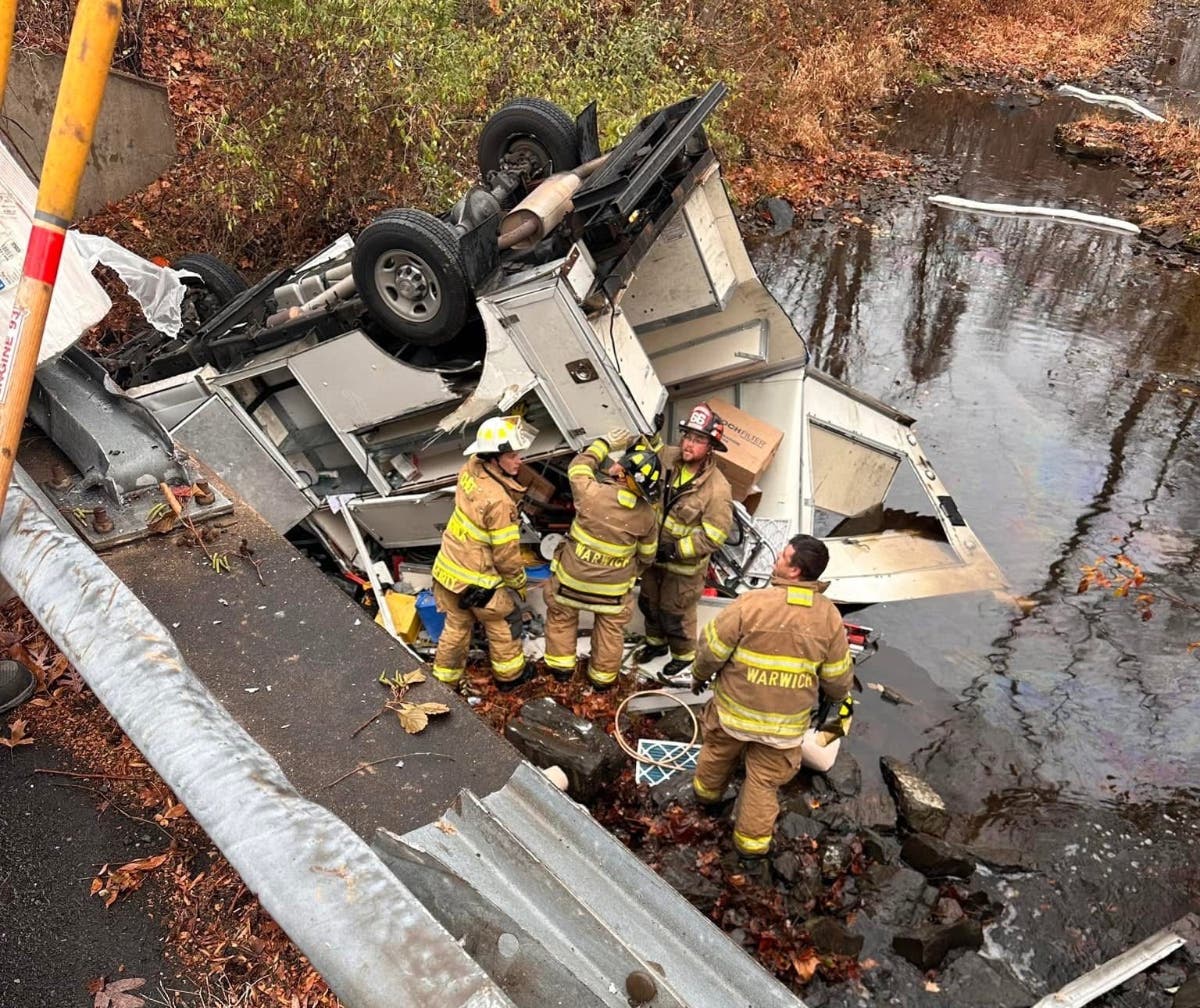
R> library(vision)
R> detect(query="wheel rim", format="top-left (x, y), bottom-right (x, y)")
top-left (502, 136), bottom-right (554, 179)
top-left (374, 249), bottom-right (442, 323)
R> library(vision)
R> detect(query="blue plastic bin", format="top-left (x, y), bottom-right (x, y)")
top-left (524, 563), bottom-right (552, 581)
top-left (415, 588), bottom-right (445, 643)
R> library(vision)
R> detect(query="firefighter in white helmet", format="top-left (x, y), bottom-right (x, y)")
top-left (635, 402), bottom-right (733, 685)
top-left (543, 429), bottom-right (662, 689)
top-left (430, 415), bottom-right (536, 691)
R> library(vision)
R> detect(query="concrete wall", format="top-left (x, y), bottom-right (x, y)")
top-left (2, 49), bottom-right (176, 218)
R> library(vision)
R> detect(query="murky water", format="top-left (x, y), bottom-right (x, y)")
top-left (752, 74), bottom-right (1200, 1002)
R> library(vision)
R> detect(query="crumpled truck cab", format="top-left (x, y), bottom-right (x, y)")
top-left (71, 84), bottom-right (1005, 609)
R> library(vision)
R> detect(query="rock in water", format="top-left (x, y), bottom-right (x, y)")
top-left (763, 197), bottom-right (795, 236)
top-left (504, 697), bottom-right (622, 801)
top-left (901, 833), bottom-right (976, 879)
top-left (880, 757), bottom-right (950, 836)
top-left (892, 918), bottom-right (983, 970)
top-left (940, 951), bottom-right (1034, 1007)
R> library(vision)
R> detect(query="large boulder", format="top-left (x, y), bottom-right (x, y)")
top-left (504, 697), bottom-right (623, 801)
top-left (862, 864), bottom-right (935, 929)
top-left (805, 916), bottom-right (864, 958)
top-left (1176, 974), bottom-right (1200, 1008)
top-left (880, 757), bottom-right (950, 836)
top-left (819, 752), bottom-right (862, 797)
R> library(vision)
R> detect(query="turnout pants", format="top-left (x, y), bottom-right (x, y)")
top-left (638, 566), bottom-right (705, 660)
top-left (692, 701), bottom-right (803, 857)
top-left (431, 581), bottom-right (525, 685)
top-left (543, 577), bottom-right (633, 687)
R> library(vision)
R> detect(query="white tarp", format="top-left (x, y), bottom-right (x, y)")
top-left (0, 140), bottom-right (111, 362)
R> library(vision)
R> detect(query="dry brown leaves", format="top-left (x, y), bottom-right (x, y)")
top-left (90, 975), bottom-right (147, 1008)
top-left (0, 598), bottom-right (341, 1007)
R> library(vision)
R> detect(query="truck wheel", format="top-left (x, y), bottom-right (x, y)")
top-left (352, 209), bottom-right (470, 347)
top-left (478, 98), bottom-right (580, 180)
top-left (172, 253), bottom-right (249, 326)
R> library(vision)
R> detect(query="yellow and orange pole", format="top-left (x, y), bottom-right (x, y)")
top-left (0, 0), bottom-right (121, 514)
top-left (0, 0), bottom-right (18, 102)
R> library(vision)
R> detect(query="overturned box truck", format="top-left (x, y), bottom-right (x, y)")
top-left (34, 84), bottom-right (1006, 618)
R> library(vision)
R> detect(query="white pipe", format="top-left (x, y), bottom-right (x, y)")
top-left (929, 195), bottom-right (1141, 235)
top-left (1056, 84), bottom-right (1166, 123)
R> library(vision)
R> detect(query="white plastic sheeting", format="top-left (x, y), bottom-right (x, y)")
top-left (0, 141), bottom-right (111, 362)
top-left (0, 467), bottom-right (514, 1008)
top-left (929, 194), bottom-right (1141, 235)
top-left (1056, 84), bottom-right (1166, 123)
top-left (71, 231), bottom-right (190, 339)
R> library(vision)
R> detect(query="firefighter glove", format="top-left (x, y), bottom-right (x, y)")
top-left (656, 540), bottom-right (677, 563)
top-left (602, 427), bottom-right (633, 451)
top-left (691, 676), bottom-right (708, 696)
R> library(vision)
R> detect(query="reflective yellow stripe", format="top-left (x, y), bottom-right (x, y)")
top-left (491, 652), bottom-right (525, 677)
top-left (733, 830), bottom-right (772, 855)
top-left (679, 535), bottom-right (697, 559)
top-left (664, 559), bottom-right (705, 575)
top-left (705, 621), bottom-right (733, 661)
top-left (646, 635), bottom-right (666, 646)
top-left (551, 593), bottom-right (627, 615)
top-left (820, 652), bottom-right (853, 680)
top-left (586, 440), bottom-right (608, 461)
top-left (713, 683), bottom-right (811, 738)
top-left (786, 586), bottom-right (814, 607)
top-left (544, 652), bottom-right (577, 670)
top-left (447, 507), bottom-right (519, 548)
top-left (693, 778), bottom-right (724, 801)
top-left (432, 553), bottom-right (502, 590)
top-left (491, 524), bottom-right (520, 546)
top-left (617, 489), bottom-right (638, 509)
top-left (663, 515), bottom-right (696, 538)
top-left (733, 646), bottom-right (818, 676)
top-left (568, 465), bottom-right (594, 479)
top-left (672, 650), bottom-right (696, 662)
top-left (637, 541), bottom-right (658, 558)
top-left (702, 522), bottom-right (728, 545)
top-left (551, 557), bottom-right (634, 596)
top-left (432, 664), bottom-right (464, 684)
top-left (569, 521), bottom-right (636, 559)
top-left (588, 665), bottom-right (619, 685)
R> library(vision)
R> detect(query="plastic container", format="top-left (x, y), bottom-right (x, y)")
top-left (415, 588), bottom-right (446, 643)
top-left (524, 563), bottom-right (552, 581)
top-left (375, 591), bottom-right (421, 643)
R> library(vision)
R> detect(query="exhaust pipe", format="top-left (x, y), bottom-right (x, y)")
top-left (498, 154), bottom-right (608, 252)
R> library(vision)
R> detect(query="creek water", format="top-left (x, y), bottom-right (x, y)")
top-left (750, 42), bottom-right (1200, 1006)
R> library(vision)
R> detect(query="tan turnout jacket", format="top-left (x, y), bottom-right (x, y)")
top-left (656, 446), bottom-right (733, 576)
top-left (550, 440), bottom-right (658, 613)
top-left (432, 455), bottom-right (527, 595)
top-left (693, 576), bottom-right (853, 748)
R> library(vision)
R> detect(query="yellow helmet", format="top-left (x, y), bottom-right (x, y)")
top-left (464, 415), bottom-right (538, 456)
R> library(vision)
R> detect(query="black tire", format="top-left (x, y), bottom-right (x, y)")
top-left (478, 97), bottom-right (580, 180)
top-left (172, 253), bottom-right (249, 330)
top-left (351, 209), bottom-right (470, 347)
top-left (172, 253), bottom-right (248, 305)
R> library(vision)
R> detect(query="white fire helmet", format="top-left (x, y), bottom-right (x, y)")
top-left (463, 415), bottom-right (538, 456)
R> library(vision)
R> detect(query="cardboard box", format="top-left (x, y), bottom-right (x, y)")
top-left (706, 398), bottom-right (784, 491)
top-left (518, 464), bottom-right (557, 506)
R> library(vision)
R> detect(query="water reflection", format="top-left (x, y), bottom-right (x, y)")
top-left (753, 87), bottom-right (1200, 801)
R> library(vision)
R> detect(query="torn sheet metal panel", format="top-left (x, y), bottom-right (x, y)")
top-left (0, 469), bottom-right (515, 1008)
top-left (397, 762), bottom-right (808, 1008)
top-left (803, 369), bottom-right (1008, 605)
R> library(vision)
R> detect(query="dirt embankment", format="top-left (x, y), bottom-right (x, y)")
top-left (18, 0), bottom-right (1155, 270)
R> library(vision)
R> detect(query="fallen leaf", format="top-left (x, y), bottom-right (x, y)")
top-left (399, 670), bottom-right (427, 686)
top-left (93, 975), bottom-right (147, 1008)
top-left (791, 950), bottom-right (819, 982)
top-left (396, 704), bottom-right (429, 734)
top-left (435, 818), bottom-right (458, 835)
top-left (0, 717), bottom-right (34, 748)
top-left (924, 979), bottom-right (941, 992)
top-left (417, 702), bottom-right (450, 716)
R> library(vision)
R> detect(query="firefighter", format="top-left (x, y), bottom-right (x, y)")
top-left (543, 429), bottom-right (662, 690)
top-left (689, 534), bottom-right (854, 859)
top-left (635, 402), bottom-right (733, 686)
top-left (430, 415), bottom-right (535, 691)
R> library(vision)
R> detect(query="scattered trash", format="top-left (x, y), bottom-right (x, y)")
top-left (635, 739), bottom-right (701, 786)
top-left (244, 687), bottom-right (259, 694)
top-left (867, 682), bottom-right (914, 705)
